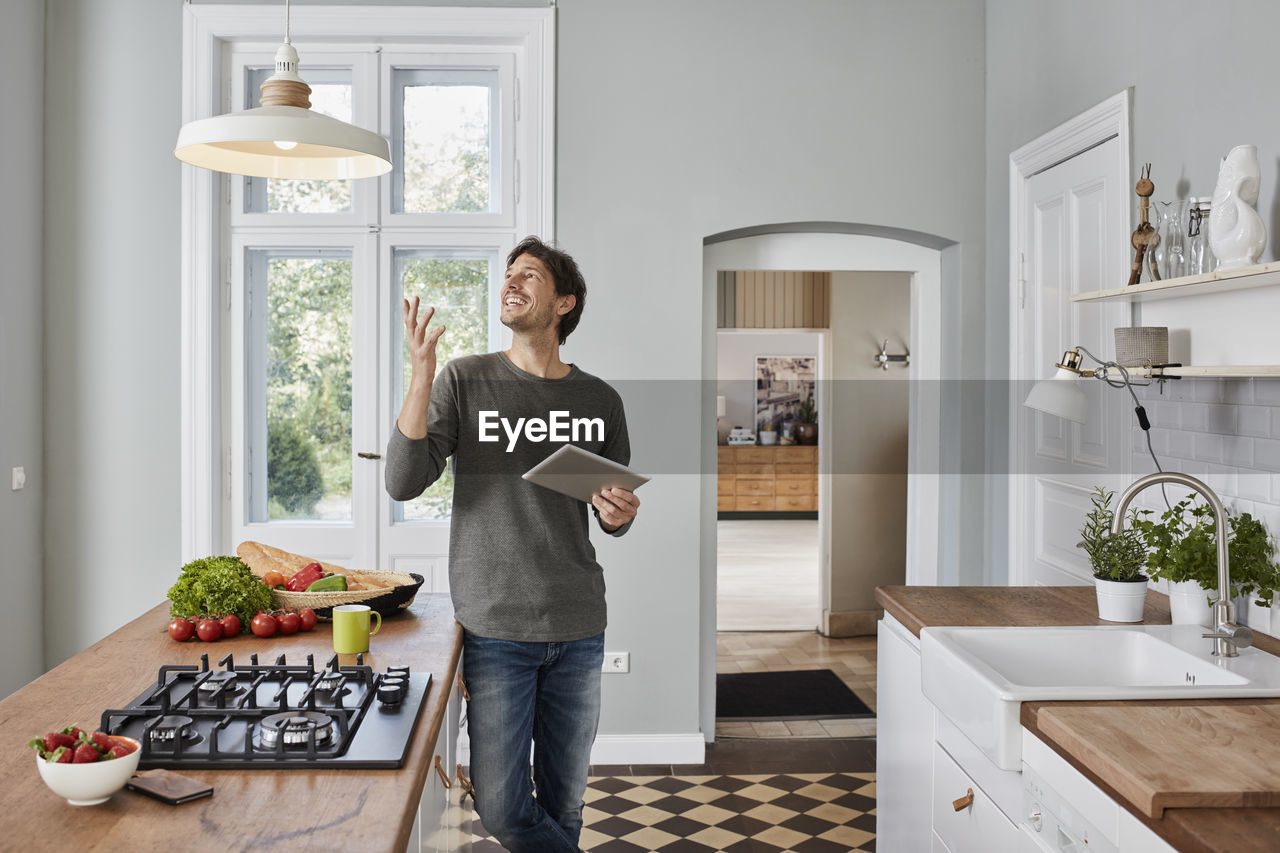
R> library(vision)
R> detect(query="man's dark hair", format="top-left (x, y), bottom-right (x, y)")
top-left (507, 236), bottom-right (586, 344)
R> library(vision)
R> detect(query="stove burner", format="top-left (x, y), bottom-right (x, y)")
top-left (198, 671), bottom-right (242, 694)
top-left (259, 711), bottom-right (336, 749)
top-left (150, 715), bottom-right (198, 746)
top-left (315, 672), bottom-right (345, 692)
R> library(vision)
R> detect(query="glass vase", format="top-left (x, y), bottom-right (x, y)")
top-left (1148, 200), bottom-right (1188, 281)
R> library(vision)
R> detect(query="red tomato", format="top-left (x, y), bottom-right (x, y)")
top-left (250, 612), bottom-right (278, 638)
top-left (298, 608), bottom-right (318, 631)
top-left (220, 613), bottom-right (241, 637)
top-left (168, 618), bottom-right (195, 642)
top-left (277, 612), bottom-right (302, 635)
top-left (196, 618), bottom-right (223, 642)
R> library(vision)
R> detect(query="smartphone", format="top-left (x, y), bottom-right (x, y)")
top-left (125, 769), bottom-right (214, 806)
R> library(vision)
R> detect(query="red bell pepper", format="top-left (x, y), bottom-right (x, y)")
top-left (287, 562), bottom-right (325, 592)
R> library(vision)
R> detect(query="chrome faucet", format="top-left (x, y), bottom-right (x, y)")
top-left (1112, 472), bottom-right (1253, 657)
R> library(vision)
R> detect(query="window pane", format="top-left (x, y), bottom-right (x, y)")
top-left (252, 250), bottom-right (353, 521)
top-left (394, 69), bottom-right (499, 214)
top-left (395, 249), bottom-right (495, 520)
top-left (245, 68), bottom-right (354, 214)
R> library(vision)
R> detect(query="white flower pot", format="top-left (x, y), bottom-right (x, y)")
top-left (1095, 577), bottom-right (1148, 623)
top-left (1168, 579), bottom-right (1214, 627)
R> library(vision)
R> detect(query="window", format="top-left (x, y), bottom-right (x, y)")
top-left (179, 5), bottom-right (554, 574)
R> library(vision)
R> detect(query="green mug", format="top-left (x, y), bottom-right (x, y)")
top-left (332, 604), bottom-right (381, 654)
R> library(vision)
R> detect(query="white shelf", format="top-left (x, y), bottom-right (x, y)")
top-left (1101, 365), bottom-right (1280, 379)
top-left (1072, 260), bottom-right (1280, 303)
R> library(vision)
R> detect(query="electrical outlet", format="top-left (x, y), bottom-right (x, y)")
top-left (602, 652), bottom-right (630, 673)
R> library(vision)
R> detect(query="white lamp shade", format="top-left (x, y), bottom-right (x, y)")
top-left (175, 106), bottom-right (392, 179)
top-left (1023, 366), bottom-right (1087, 424)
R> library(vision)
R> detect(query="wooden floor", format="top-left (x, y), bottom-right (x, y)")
top-left (717, 520), bottom-right (819, 632)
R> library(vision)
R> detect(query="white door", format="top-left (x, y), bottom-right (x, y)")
top-left (1012, 135), bottom-right (1132, 586)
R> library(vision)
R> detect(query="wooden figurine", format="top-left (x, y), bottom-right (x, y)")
top-left (1129, 163), bottom-right (1158, 285)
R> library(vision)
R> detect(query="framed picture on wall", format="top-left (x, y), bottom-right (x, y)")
top-left (755, 355), bottom-right (816, 435)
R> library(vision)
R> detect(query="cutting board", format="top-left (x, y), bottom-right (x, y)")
top-left (1037, 703), bottom-right (1280, 818)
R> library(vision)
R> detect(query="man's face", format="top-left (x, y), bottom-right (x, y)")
top-left (501, 253), bottom-right (573, 338)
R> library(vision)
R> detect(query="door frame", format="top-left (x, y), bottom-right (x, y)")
top-left (1007, 89), bottom-right (1132, 585)
top-left (701, 224), bottom-right (951, 742)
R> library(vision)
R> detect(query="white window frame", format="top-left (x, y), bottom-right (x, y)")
top-left (179, 5), bottom-right (555, 561)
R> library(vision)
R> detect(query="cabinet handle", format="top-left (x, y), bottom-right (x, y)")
top-left (456, 763), bottom-right (475, 802)
top-left (952, 788), bottom-right (974, 812)
top-left (434, 755), bottom-right (452, 789)
top-left (357, 451), bottom-right (382, 460)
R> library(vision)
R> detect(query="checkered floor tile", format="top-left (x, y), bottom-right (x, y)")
top-left (457, 771), bottom-right (876, 852)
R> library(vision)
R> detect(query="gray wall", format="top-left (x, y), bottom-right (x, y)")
top-left (828, 272), bottom-right (910, 615)
top-left (18, 0), bottom-right (988, 743)
top-left (41, 0), bottom-right (183, 667)
top-left (984, 0), bottom-right (1280, 580)
top-left (0, 0), bottom-right (46, 699)
top-left (557, 0), bottom-right (986, 736)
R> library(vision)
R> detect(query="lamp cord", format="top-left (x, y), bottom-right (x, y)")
top-left (284, 0), bottom-right (291, 44)
top-left (1075, 345), bottom-right (1173, 513)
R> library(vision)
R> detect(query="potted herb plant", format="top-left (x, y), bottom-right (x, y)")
top-left (1079, 486), bottom-right (1150, 622)
top-left (795, 398), bottom-right (818, 446)
top-left (1133, 496), bottom-right (1280, 627)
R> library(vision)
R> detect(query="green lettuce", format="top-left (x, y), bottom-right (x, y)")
top-left (167, 555), bottom-right (274, 630)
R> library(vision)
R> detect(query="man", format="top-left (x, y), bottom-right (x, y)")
top-left (385, 236), bottom-right (639, 852)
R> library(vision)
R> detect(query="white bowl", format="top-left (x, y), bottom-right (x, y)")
top-left (35, 737), bottom-right (142, 806)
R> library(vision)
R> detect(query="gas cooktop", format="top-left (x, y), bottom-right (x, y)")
top-left (102, 652), bottom-right (431, 769)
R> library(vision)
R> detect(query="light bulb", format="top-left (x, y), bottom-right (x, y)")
top-left (273, 140), bottom-right (298, 150)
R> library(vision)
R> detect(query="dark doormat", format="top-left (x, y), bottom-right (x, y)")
top-left (716, 669), bottom-right (874, 721)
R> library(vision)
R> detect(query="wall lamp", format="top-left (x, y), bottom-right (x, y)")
top-left (1024, 345), bottom-right (1176, 493)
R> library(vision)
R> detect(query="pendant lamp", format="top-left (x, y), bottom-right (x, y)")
top-left (174, 0), bottom-right (391, 179)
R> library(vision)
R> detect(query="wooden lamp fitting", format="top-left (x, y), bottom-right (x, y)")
top-left (260, 42), bottom-right (312, 110)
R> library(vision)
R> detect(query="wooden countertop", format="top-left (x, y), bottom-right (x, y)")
top-left (876, 585), bottom-right (1280, 853)
top-left (0, 594), bottom-right (463, 852)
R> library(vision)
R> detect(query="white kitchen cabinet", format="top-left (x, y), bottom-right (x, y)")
top-left (409, 676), bottom-right (464, 853)
top-left (877, 614), bottom-right (935, 851)
top-left (932, 741), bottom-right (1021, 853)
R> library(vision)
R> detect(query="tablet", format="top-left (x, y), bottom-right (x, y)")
top-left (522, 444), bottom-right (650, 504)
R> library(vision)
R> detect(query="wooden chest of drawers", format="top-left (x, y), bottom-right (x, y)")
top-left (717, 445), bottom-right (818, 513)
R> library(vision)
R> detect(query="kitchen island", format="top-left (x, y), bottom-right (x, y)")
top-left (0, 593), bottom-right (463, 851)
top-left (877, 585), bottom-right (1280, 852)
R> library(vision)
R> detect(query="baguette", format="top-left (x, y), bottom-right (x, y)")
top-left (236, 541), bottom-right (395, 590)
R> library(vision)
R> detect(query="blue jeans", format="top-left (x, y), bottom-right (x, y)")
top-left (462, 630), bottom-right (604, 853)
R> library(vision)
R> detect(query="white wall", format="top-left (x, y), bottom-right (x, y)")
top-left (0, 0), bottom-right (46, 699)
top-left (717, 331), bottom-right (821, 432)
top-left (41, 0), bottom-right (184, 667)
top-left (984, 0), bottom-right (1280, 581)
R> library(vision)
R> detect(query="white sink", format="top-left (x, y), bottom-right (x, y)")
top-left (921, 624), bottom-right (1280, 770)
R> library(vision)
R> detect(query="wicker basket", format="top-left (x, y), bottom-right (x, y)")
top-left (1113, 326), bottom-right (1168, 367)
top-left (272, 571), bottom-right (425, 620)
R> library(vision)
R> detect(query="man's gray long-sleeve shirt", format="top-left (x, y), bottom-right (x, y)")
top-left (385, 352), bottom-right (631, 642)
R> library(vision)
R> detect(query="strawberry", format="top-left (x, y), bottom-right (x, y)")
top-left (90, 731), bottom-right (112, 753)
top-left (48, 746), bottom-right (73, 763)
top-left (72, 743), bottom-right (100, 763)
top-left (107, 744), bottom-right (132, 760)
top-left (43, 732), bottom-right (75, 752)
top-left (61, 725), bottom-right (82, 741)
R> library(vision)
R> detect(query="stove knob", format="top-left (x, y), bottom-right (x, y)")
top-left (377, 683), bottom-right (406, 705)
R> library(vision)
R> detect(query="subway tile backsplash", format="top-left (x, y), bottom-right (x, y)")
top-left (1131, 378), bottom-right (1280, 633)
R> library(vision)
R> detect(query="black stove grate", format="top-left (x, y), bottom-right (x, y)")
top-left (102, 652), bottom-right (430, 769)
